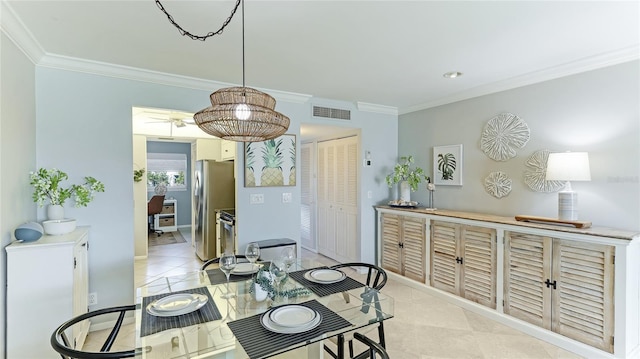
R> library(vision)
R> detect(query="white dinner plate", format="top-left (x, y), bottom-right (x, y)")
top-left (304, 269), bottom-right (346, 284)
top-left (269, 305), bottom-right (317, 328)
top-left (147, 294), bottom-right (208, 317)
top-left (261, 308), bottom-right (322, 334)
top-left (231, 263), bottom-right (258, 275)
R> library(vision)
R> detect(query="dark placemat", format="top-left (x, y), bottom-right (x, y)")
top-left (140, 287), bottom-right (221, 337)
top-left (289, 268), bottom-right (365, 297)
top-left (206, 262), bottom-right (271, 285)
top-left (227, 299), bottom-right (352, 359)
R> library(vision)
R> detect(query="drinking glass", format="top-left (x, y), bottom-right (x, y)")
top-left (245, 242), bottom-right (260, 266)
top-left (269, 259), bottom-right (287, 303)
top-left (281, 247), bottom-right (296, 273)
top-left (219, 253), bottom-right (237, 299)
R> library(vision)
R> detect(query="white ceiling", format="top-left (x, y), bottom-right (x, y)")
top-left (4, 1), bottom-right (639, 115)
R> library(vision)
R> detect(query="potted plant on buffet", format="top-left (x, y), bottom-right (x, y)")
top-left (385, 155), bottom-right (429, 205)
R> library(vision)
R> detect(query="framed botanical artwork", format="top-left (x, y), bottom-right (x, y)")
top-left (244, 134), bottom-right (296, 187)
top-left (433, 144), bottom-right (463, 186)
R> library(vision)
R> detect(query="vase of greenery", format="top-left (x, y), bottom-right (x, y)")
top-left (30, 168), bottom-right (105, 220)
top-left (385, 156), bottom-right (428, 204)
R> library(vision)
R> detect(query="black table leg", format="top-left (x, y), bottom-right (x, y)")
top-left (337, 333), bottom-right (345, 359)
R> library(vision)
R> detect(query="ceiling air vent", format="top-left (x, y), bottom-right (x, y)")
top-left (312, 106), bottom-right (351, 120)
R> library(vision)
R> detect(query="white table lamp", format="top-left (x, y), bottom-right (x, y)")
top-left (546, 152), bottom-right (591, 220)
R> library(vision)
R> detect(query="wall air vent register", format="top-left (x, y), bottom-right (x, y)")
top-left (312, 106), bottom-right (351, 120)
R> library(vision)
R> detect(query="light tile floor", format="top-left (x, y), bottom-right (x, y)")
top-left (85, 227), bottom-right (584, 359)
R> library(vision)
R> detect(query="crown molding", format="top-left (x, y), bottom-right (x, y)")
top-left (38, 53), bottom-right (313, 105)
top-left (400, 45), bottom-right (640, 115)
top-left (357, 102), bottom-right (398, 116)
top-left (0, 1), bottom-right (45, 64)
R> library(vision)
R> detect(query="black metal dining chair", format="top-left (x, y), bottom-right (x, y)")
top-left (323, 262), bottom-right (388, 359)
top-left (51, 305), bottom-right (139, 359)
top-left (353, 332), bottom-right (390, 359)
top-left (200, 254), bottom-right (249, 270)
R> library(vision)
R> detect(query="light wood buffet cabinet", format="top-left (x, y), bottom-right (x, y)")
top-left (376, 206), bottom-right (640, 359)
top-left (380, 212), bottom-right (426, 282)
top-left (6, 226), bottom-right (90, 358)
top-left (504, 230), bottom-right (615, 353)
top-left (431, 220), bottom-right (497, 309)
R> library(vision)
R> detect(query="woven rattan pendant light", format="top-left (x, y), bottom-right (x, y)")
top-left (156, 0), bottom-right (289, 142)
top-left (192, 0), bottom-right (289, 142)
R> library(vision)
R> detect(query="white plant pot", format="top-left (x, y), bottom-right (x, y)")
top-left (400, 181), bottom-right (411, 202)
top-left (254, 283), bottom-right (268, 302)
top-left (47, 204), bottom-right (64, 220)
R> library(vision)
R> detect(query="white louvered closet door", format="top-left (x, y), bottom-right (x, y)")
top-left (552, 240), bottom-right (614, 353)
top-left (300, 143), bottom-right (315, 250)
top-left (316, 136), bottom-right (359, 262)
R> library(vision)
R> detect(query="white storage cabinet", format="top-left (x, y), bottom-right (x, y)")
top-left (6, 226), bottom-right (90, 358)
top-left (154, 199), bottom-right (177, 232)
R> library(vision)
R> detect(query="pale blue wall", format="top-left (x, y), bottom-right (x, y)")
top-left (147, 141), bottom-right (192, 226)
top-left (35, 68), bottom-right (212, 308)
top-left (34, 67), bottom-right (398, 309)
top-left (0, 33), bottom-right (37, 359)
top-left (398, 61), bottom-right (640, 231)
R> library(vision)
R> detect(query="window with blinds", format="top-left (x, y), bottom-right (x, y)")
top-left (147, 153), bottom-right (187, 192)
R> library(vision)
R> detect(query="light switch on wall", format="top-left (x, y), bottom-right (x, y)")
top-left (282, 192), bottom-right (292, 203)
top-left (250, 194), bottom-right (264, 204)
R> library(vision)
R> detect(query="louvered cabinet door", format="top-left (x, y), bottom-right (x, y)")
top-left (401, 216), bottom-right (426, 282)
top-left (380, 214), bottom-right (402, 275)
top-left (460, 226), bottom-right (496, 309)
top-left (552, 240), bottom-right (615, 353)
top-left (430, 221), bottom-right (459, 295)
top-left (504, 231), bottom-right (553, 329)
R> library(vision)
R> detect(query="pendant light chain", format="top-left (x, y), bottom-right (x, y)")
top-left (158, 0), bottom-right (291, 142)
top-left (241, 0), bottom-right (245, 88)
top-left (155, 0), bottom-right (241, 41)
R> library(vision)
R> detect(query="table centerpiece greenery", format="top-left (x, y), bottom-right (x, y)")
top-left (250, 266), bottom-right (311, 299)
top-left (30, 168), bottom-right (105, 207)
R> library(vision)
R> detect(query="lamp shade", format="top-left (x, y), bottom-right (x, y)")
top-left (546, 152), bottom-right (591, 181)
top-left (194, 87), bottom-right (290, 142)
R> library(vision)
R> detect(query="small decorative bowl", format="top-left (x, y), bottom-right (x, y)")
top-left (42, 219), bottom-right (77, 236)
top-left (14, 222), bottom-right (44, 242)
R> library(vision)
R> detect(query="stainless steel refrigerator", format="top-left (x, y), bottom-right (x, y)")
top-left (193, 160), bottom-right (235, 261)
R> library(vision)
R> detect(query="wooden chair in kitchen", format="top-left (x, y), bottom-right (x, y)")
top-left (147, 195), bottom-right (165, 236)
top-left (50, 305), bottom-right (141, 359)
top-left (323, 262), bottom-right (388, 359)
top-left (201, 254), bottom-right (249, 271)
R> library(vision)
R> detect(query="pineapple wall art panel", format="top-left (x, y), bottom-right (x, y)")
top-left (433, 144), bottom-right (463, 186)
top-left (245, 134), bottom-right (296, 187)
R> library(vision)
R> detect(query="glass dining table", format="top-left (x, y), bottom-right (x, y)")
top-left (134, 260), bottom-right (394, 359)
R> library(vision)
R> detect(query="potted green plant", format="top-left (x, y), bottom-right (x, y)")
top-left (385, 156), bottom-right (428, 203)
top-left (30, 168), bottom-right (105, 220)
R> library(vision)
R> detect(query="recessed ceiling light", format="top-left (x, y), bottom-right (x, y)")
top-left (443, 71), bottom-right (463, 78)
